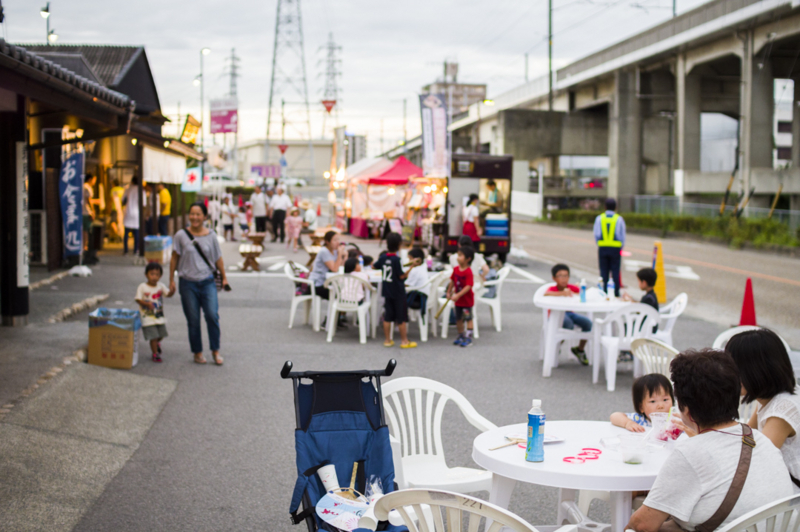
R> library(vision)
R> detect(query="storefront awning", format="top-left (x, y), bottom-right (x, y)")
top-left (143, 145), bottom-right (186, 184)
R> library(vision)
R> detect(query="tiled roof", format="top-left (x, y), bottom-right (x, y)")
top-left (30, 52), bottom-right (103, 85)
top-left (14, 44), bottom-right (142, 88)
top-left (0, 39), bottom-right (130, 109)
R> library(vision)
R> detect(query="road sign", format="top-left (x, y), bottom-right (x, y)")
top-left (322, 100), bottom-right (336, 114)
top-left (278, 144), bottom-right (288, 154)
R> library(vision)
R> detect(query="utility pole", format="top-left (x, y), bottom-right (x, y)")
top-left (548, 0), bottom-right (553, 111)
top-left (403, 98), bottom-right (407, 153)
top-left (673, 0), bottom-right (676, 17)
top-left (227, 48), bottom-right (240, 98)
top-left (525, 53), bottom-right (529, 82)
top-left (176, 101), bottom-right (181, 138)
top-left (226, 48), bottom-right (241, 180)
top-left (320, 32), bottom-right (342, 138)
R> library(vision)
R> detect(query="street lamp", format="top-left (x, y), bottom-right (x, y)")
top-left (40, 2), bottom-right (54, 45)
top-left (198, 47), bottom-right (211, 151)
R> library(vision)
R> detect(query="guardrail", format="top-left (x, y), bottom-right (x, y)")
top-left (634, 195), bottom-right (800, 229)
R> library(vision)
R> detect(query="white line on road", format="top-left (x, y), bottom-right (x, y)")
top-left (507, 264), bottom-right (545, 284)
top-left (225, 272), bottom-right (286, 278)
top-left (624, 259), bottom-right (700, 280)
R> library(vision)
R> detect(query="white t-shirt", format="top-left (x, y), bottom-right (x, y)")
top-left (758, 388), bottom-right (800, 481)
top-left (270, 193), bottom-right (293, 211)
top-left (463, 204), bottom-right (479, 223)
top-left (122, 187), bottom-right (144, 229)
top-left (238, 212), bottom-right (248, 226)
top-left (221, 203), bottom-right (237, 224)
top-left (135, 281), bottom-right (169, 326)
top-left (304, 209), bottom-right (318, 231)
top-left (644, 424), bottom-right (794, 530)
top-left (250, 192), bottom-right (268, 216)
top-left (405, 265), bottom-right (430, 296)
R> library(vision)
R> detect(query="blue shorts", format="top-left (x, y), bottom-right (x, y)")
top-left (563, 311), bottom-right (592, 332)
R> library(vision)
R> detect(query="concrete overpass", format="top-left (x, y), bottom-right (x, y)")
top-left (450, 0), bottom-right (800, 211)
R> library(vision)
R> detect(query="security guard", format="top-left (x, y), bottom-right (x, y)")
top-left (594, 198), bottom-right (626, 297)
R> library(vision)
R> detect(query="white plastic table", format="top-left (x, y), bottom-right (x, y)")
top-left (473, 420), bottom-right (671, 532)
top-left (533, 290), bottom-right (628, 377)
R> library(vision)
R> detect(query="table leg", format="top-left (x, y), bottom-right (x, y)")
top-left (542, 310), bottom-right (564, 377)
top-left (609, 491), bottom-right (633, 532)
top-left (557, 488), bottom-right (578, 526)
top-left (488, 473), bottom-right (516, 509)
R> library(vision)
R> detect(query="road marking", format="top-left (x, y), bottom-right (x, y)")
top-left (267, 261), bottom-right (286, 271)
top-left (518, 228), bottom-right (800, 287)
top-left (505, 278), bottom-right (540, 284)
top-left (507, 264), bottom-right (545, 284)
top-left (225, 272), bottom-right (286, 278)
top-left (624, 259), bottom-right (700, 281)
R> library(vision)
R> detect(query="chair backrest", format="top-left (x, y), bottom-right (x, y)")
top-left (600, 303), bottom-right (661, 340)
top-left (533, 283), bottom-right (557, 324)
top-left (324, 274), bottom-right (373, 310)
top-left (712, 326), bottom-right (793, 354)
top-left (381, 376), bottom-right (496, 462)
top-left (491, 265), bottom-right (512, 298)
top-left (284, 261), bottom-right (309, 279)
top-left (658, 293), bottom-right (688, 333)
top-left (430, 269), bottom-right (453, 301)
top-left (631, 338), bottom-right (679, 378)
top-left (717, 494), bottom-right (800, 532)
top-left (373, 489), bottom-right (538, 532)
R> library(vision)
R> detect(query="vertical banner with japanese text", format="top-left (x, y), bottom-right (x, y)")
top-left (58, 152), bottom-right (85, 258)
top-left (16, 142), bottom-right (29, 287)
top-left (419, 93), bottom-right (449, 177)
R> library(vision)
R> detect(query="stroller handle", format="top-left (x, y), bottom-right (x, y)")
top-left (280, 359), bottom-right (396, 379)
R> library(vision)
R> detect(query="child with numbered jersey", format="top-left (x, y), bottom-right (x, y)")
top-left (135, 262), bottom-right (173, 362)
top-left (448, 246), bottom-right (475, 347)
top-left (374, 233), bottom-right (417, 349)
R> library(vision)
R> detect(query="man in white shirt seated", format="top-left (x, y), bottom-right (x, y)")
top-left (269, 187), bottom-right (293, 243)
top-left (626, 348), bottom-right (794, 532)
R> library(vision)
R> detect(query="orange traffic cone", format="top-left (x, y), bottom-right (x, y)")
top-left (739, 277), bottom-right (757, 326)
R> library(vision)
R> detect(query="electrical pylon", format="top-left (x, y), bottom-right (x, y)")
top-left (265, 0), bottom-right (315, 179)
top-left (319, 32), bottom-right (341, 138)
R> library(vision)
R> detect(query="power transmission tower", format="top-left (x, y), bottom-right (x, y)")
top-left (319, 32), bottom-right (341, 138)
top-left (226, 48), bottom-right (241, 98)
top-left (265, 0), bottom-right (315, 180)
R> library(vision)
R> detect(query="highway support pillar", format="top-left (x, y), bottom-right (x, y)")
top-left (740, 30), bottom-right (774, 203)
top-left (608, 69), bottom-right (641, 212)
top-left (675, 53), bottom-right (701, 184)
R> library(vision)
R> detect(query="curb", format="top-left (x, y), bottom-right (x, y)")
top-left (29, 271), bottom-right (70, 291)
top-left (47, 294), bottom-right (110, 323)
top-left (0, 347), bottom-right (86, 422)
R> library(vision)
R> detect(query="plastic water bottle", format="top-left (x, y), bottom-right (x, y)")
top-left (597, 276), bottom-right (604, 291)
top-left (525, 400), bottom-right (545, 462)
top-left (579, 279), bottom-right (587, 303)
top-left (607, 278), bottom-right (616, 300)
top-left (358, 255), bottom-right (364, 268)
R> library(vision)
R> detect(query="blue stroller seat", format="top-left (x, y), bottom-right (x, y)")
top-left (282, 360), bottom-right (405, 532)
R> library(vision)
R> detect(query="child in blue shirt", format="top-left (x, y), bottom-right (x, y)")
top-left (611, 374), bottom-right (675, 431)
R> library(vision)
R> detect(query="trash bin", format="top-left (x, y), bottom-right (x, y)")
top-left (87, 308), bottom-right (142, 369)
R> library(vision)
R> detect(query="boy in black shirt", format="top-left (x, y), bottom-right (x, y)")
top-left (623, 267), bottom-right (659, 311)
top-left (374, 233), bottom-right (417, 349)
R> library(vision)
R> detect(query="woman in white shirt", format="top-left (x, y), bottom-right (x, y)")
top-left (122, 177), bottom-right (144, 255)
top-left (627, 348), bottom-right (794, 532)
top-left (462, 193), bottom-right (480, 243)
top-left (727, 328), bottom-right (800, 486)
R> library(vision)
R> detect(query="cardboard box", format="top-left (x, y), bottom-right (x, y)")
top-left (87, 308), bottom-right (141, 369)
top-left (144, 236), bottom-right (173, 266)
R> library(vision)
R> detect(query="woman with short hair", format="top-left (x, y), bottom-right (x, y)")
top-left (727, 328), bottom-right (800, 484)
top-left (627, 348), bottom-right (794, 532)
top-left (308, 230), bottom-right (346, 301)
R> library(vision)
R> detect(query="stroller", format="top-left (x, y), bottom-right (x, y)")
top-left (282, 359), bottom-right (405, 532)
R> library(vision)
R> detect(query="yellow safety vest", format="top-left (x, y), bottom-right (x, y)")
top-left (598, 213), bottom-right (622, 248)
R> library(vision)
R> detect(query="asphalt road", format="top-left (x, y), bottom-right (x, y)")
top-left (60, 225), bottom-right (731, 531)
top-left (513, 222), bottom-right (800, 348)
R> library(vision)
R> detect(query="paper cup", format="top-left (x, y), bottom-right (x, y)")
top-left (317, 464), bottom-right (340, 492)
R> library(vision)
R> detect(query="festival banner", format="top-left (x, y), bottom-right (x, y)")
top-left (419, 93), bottom-right (449, 177)
top-left (58, 152), bottom-right (85, 258)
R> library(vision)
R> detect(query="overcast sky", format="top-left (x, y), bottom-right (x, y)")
top-left (2, 0), bottom-right (710, 157)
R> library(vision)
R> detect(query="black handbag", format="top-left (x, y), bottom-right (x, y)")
top-left (183, 229), bottom-right (226, 292)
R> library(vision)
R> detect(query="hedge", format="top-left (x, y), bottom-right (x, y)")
top-left (546, 210), bottom-right (800, 248)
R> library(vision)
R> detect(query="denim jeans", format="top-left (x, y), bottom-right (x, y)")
top-left (179, 276), bottom-right (220, 353)
top-left (158, 215), bottom-right (170, 236)
top-left (563, 311), bottom-right (592, 332)
top-left (123, 228), bottom-right (139, 254)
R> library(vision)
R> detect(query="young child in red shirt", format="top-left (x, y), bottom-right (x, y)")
top-left (447, 246), bottom-right (475, 347)
top-left (543, 263), bottom-right (590, 365)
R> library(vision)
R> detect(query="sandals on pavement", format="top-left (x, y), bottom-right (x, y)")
top-left (400, 342), bottom-right (417, 349)
top-left (212, 352), bottom-right (224, 366)
top-left (194, 353), bottom-right (207, 364)
top-left (383, 341), bottom-right (395, 348)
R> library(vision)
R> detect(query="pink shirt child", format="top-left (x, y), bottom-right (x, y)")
top-left (285, 214), bottom-right (303, 239)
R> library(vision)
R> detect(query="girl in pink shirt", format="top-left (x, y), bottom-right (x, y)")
top-left (285, 207), bottom-right (303, 252)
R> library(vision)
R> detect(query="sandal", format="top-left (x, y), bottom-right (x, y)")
top-left (152, 353), bottom-right (163, 363)
top-left (194, 353), bottom-right (207, 364)
top-left (212, 352), bottom-right (224, 366)
top-left (383, 340), bottom-right (395, 348)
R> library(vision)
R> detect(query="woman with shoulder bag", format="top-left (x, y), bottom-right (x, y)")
top-left (169, 202), bottom-right (229, 366)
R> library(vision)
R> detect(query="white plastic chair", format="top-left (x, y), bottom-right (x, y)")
top-left (534, 283), bottom-right (595, 366)
top-left (284, 262), bottom-right (317, 330)
top-left (372, 489), bottom-right (568, 532)
top-left (322, 274), bottom-right (376, 344)
top-left (631, 338), bottom-right (679, 379)
top-left (475, 265), bottom-right (511, 332)
top-left (717, 494), bottom-right (800, 532)
top-left (592, 303), bottom-right (661, 392)
top-left (426, 270), bottom-right (452, 339)
top-left (382, 377), bottom-right (496, 494)
top-left (438, 273), bottom-right (479, 340)
top-left (652, 293), bottom-right (687, 346)
top-left (405, 270), bottom-right (449, 342)
top-left (713, 326), bottom-right (793, 353)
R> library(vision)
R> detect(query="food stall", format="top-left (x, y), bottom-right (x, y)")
top-left (402, 176), bottom-right (448, 245)
top-left (345, 156), bottom-right (422, 238)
